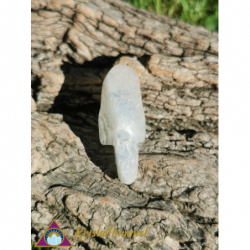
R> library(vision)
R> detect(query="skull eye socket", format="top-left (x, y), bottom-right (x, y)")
top-left (118, 142), bottom-right (131, 158)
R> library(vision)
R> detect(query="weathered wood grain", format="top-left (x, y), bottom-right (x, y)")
top-left (31, 1), bottom-right (218, 249)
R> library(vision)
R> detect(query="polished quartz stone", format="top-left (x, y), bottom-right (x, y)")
top-left (98, 64), bottom-right (146, 185)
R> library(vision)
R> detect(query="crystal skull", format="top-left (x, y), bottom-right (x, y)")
top-left (98, 64), bottom-right (146, 184)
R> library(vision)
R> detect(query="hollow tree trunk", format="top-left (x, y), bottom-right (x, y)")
top-left (31, 0), bottom-right (218, 250)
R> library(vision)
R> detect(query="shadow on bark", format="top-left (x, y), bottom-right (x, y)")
top-left (32, 54), bottom-right (150, 180)
top-left (48, 57), bottom-right (119, 179)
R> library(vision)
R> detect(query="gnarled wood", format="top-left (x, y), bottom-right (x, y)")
top-left (31, 1), bottom-right (218, 249)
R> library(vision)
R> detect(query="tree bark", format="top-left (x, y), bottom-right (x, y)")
top-left (31, 0), bottom-right (218, 249)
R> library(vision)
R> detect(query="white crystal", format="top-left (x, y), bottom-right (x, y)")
top-left (98, 64), bottom-right (146, 185)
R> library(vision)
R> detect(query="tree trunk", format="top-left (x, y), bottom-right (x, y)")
top-left (31, 0), bottom-right (218, 249)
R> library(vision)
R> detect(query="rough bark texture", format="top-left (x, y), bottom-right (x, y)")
top-left (31, 0), bottom-right (218, 250)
